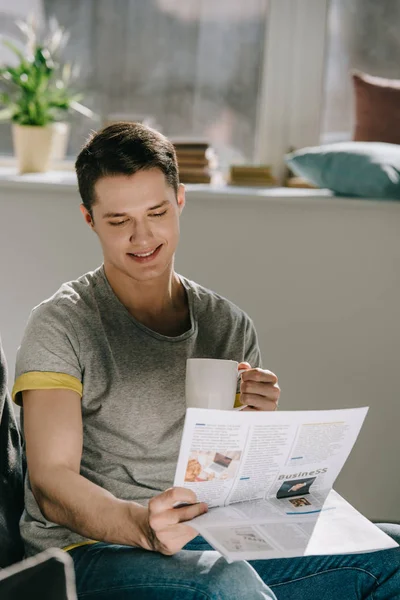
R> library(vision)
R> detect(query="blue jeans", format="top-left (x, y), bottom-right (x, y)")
top-left (70, 524), bottom-right (400, 599)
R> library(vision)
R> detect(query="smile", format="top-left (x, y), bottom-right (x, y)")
top-left (131, 249), bottom-right (157, 258)
top-left (127, 245), bottom-right (162, 263)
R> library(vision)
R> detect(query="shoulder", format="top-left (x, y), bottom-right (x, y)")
top-left (29, 267), bottom-right (104, 326)
top-left (15, 269), bottom-right (104, 379)
top-left (181, 276), bottom-right (254, 331)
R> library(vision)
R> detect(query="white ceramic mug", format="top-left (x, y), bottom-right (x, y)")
top-left (185, 358), bottom-right (246, 410)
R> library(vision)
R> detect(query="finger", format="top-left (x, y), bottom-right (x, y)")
top-left (174, 502), bottom-right (208, 523)
top-left (149, 487), bottom-right (198, 515)
top-left (240, 393), bottom-right (278, 411)
top-left (241, 368), bottom-right (278, 384)
top-left (150, 502), bottom-right (208, 531)
top-left (241, 380), bottom-right (280, 400)
top-left (238, 362), bottom-right (252, 372)
top-left (156, 524), bottom-right (200, 555)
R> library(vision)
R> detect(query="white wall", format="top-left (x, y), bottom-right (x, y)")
top-left (0, 182), bottom-right (399, 522)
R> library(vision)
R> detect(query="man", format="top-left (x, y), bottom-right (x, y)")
top-left (12, 123), bottom-right (400, 599)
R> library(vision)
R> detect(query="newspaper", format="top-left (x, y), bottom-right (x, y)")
top-left (174, 407), bottom-right (398, 562)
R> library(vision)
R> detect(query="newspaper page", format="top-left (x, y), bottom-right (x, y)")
top-left (173, 407), bottom-right (398, 562)
top-left (187, 490), bottom-right (398, 562)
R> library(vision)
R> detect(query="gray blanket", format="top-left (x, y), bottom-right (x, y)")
top-left (0, 548), bottom-right (77, 599)
top-left (0, 336), bottom-right (24, 567)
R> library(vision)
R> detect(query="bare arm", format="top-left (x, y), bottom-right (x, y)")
top-left (23, 389), bottom-right (206, 552)
top-left (23, 389), bottom-right (148, 546)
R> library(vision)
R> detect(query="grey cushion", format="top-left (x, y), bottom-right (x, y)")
top-left (285, 142), bottom-right (400, 199)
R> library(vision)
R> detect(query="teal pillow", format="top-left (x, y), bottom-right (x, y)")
top-left (285, 142), bottom-right (400, 199)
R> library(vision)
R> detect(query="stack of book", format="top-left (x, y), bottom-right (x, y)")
top-left (286, 175), bottom-right (317, 189)
top-left (172, 140), bottom-right (216, 184)
top-left (228, 165), bottom-right (277, 187)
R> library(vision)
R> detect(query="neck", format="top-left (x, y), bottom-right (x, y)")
top-left (103, 261), bottom-right (184, 318)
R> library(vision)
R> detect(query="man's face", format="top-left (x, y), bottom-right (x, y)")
top-left (81, 169), bottom-right (185, 283)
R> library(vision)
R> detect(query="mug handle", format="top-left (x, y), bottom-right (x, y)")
top-left (234, 368), bottom-right (248, 411)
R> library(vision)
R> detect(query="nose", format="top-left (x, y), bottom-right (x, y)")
top-left (129, 218), bottom-right (155, 244)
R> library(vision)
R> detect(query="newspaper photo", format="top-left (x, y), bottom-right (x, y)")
top-left (173, 408), bottom-right (398, 562)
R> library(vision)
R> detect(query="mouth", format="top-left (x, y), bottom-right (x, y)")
top-left (127, 244), bottom-right (162, 263)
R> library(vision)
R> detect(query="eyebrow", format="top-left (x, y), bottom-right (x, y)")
top-left (102, 200), bottom-right (170, 219)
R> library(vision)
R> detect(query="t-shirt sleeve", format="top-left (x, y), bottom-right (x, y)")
top-left (244, 316), bottom-right (263, 369)
top-left (12, 301), bottom-right (83, 406)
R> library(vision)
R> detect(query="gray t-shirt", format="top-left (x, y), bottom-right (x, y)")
top-left (13, 266), bottom-right (262, 556)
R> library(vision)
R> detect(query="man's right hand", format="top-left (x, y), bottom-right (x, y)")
top-left (135, 487), bottom-right (208, 555)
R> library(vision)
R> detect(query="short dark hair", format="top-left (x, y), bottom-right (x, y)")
top-left (75, 122), bottom-right (179, 215)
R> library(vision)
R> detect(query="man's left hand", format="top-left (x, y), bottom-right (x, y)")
top-left (238, 362), bottom-right (280, 411)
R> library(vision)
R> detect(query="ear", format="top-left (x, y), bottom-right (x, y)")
top-left (177, 184), bottom-right (186, 214)
top-left (80, 204), bottom-right (95, 229)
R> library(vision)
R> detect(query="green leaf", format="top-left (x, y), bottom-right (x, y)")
top-left (0, 107), bottom-right (14, 120)
top-left (70, 100), bottom-right (95, 118)
top-left (1, 66), bottom-right (23, 85)
top-left (61, 62), bottom-right (72, 84)
top-left (2, 38), bottom-right (25, 61)
top-left (0, 92), bottom-right (11, 105)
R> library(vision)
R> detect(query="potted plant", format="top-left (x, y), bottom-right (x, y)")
top-left (0, 17), bottom-right (94, 173)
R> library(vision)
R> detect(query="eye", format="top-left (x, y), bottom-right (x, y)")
top-left (150, 210), bottom-right (168, 218)
top-left (109, 220), bottom-right (129, 227)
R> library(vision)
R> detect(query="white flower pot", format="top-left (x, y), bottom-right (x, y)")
top-left (50, 121), bottom-right (70, 163)
top-left (12, 122), bottom-right (70, 174)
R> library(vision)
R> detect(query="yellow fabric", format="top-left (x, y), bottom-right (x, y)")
top-left (12, 372), bottom-right (83, 406)
top-left (234, 393), bottom-right (242, 408)
top-left (63, 540), bottom-right (98, 553)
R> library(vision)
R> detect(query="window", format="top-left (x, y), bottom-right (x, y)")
top-left (0, 0), bottom-right (269, 171)
top-left (321, 0), bottom-right (400, 144)
top-left (3, 1), bottom-right (398, 178)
